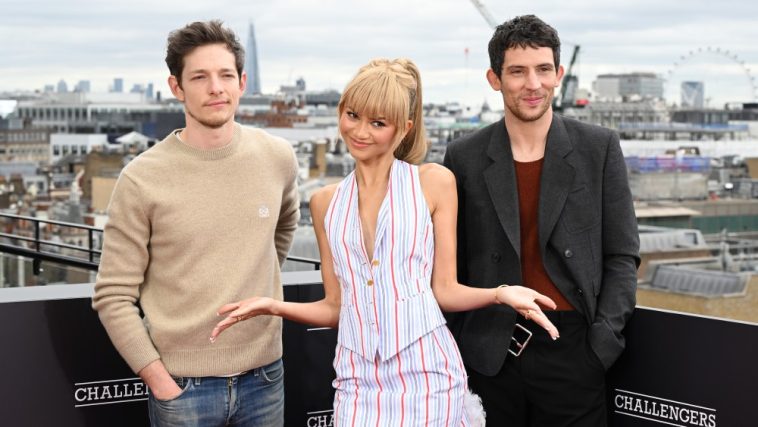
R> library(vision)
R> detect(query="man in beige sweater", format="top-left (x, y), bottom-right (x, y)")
top-left (92, 20), bottom-right (299, 426)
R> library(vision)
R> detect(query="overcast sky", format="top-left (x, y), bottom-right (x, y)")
top-left (2, 0), bottom-right (757, 109)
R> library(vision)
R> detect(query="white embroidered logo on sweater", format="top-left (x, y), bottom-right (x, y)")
top-left (258, 205), bottom-right (270, 218)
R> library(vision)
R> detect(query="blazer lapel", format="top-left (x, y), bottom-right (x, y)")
top-left (483, 120), bottom-right (521, 258)
top-left (539, 114), bottom-right (575, 249)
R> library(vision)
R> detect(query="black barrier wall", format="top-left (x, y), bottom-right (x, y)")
top-left (1, 290), bottom-right (150, 426)
top-left (607, 308), bottom-right (758, 427)
top-left (1, 277), bottom-right (756, 426)
top-left (0, 273), bottom-right (336, 427)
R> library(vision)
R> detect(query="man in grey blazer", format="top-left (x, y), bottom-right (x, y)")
top-left (443, 15), bottom-right (640, 426)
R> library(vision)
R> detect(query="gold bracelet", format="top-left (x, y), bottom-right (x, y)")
top-left (495, 284), bottom-right (508, 304)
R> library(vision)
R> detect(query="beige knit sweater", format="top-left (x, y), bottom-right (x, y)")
top-left (93, 123), bottom-right (299, 377)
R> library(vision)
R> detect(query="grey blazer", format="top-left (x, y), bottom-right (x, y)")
top-left (443, 114), bottom-right (640, 376)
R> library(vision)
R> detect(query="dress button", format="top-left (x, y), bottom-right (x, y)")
top-left (367, 279), bottom-right (374, 286)
top-left (564, 249), bottom-right (573, 258)
top-left (576, 288), bottom-right (584, 295)
top-left (372, 259), bottom-right (380, 267)
top-left (491, 252), bottom-right (501, 263)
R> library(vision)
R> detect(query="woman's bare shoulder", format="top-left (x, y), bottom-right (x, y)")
top-left (418, 162), bottom-right (456, 189)
top-left (310, 183), bottom-right (340, 219)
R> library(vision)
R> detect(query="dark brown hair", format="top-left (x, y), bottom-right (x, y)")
top-left (488, 15), bottom-right (561, 75)
top-left (165, 20), bottom-right (244, 85)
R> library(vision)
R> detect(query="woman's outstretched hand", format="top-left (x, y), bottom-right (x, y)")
top-left (495, 285), bottom-right (560, 340)
top-left (210, 296), bottom-right (277, 343)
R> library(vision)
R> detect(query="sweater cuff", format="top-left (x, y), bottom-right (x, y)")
top-left (122, 335), bottom-right (162, 375)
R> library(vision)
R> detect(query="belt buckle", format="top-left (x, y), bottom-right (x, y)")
top-left (508, 323), bottom-right (533, 357)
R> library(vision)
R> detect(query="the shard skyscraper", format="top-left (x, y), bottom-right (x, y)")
top-left (245, 21), bottom-right (261, 95)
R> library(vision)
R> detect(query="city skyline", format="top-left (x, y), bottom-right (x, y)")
top-left (2, 0), bottom-right (757, 108)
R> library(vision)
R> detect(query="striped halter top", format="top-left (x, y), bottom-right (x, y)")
top-left (324, 158), bottom-right (447, 361)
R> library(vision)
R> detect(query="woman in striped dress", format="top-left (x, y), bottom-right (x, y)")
top-left (211, 58), bottom-right (560, 426)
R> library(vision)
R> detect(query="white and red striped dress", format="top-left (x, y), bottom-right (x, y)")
top-left (325, 158), bottom-right (473, 426)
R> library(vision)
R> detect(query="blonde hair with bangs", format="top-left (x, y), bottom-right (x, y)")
top-left (338, 58), bottom-right (428, 164)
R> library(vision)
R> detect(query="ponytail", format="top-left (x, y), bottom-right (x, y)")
top-left (392, 59), bottom-right (428, 164)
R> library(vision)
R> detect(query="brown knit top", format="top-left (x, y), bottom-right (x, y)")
top-left (514, 158), bottom-right (575, 311)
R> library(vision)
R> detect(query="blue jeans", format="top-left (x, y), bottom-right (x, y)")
top-left (148, 358), bottom-right (284, 427)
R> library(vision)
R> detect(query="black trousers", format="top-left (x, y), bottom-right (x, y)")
top-left (468, 311), bottom-right (607, 427)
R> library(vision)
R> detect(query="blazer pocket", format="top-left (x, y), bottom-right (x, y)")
top-left (562, 186), bottom-right (600, 234)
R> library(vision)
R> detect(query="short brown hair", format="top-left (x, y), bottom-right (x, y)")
top-left (488, 15), bottom-right (561, 75)
top-left (165, 20), bottom-right (244, 85)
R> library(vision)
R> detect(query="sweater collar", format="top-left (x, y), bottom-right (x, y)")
top-left (169, 123), bottom-right (242, 160)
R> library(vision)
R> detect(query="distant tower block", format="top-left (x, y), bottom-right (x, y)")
top-left (245, 21), bottom-right (262, 95)
top-left (112, 77), bottom-right (124, 93)
top-left (681, 81), bottom-right (704, 108)
top-left (56, 79), bottom-right (69, 93)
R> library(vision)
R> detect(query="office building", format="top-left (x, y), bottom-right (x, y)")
top-left (112, 78), bottom-right (124, 93)
top-left (593, 72), bottom-right (664, 101)
top-left (74, 80), bottom-right (91, 93)
top-left (56, 79), bottom-right (68, 94)
top-left (681, 81), bottom-right (705, 108)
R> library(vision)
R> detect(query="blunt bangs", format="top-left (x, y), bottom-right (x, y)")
top-left (339, 68), bottom-right (410, 136)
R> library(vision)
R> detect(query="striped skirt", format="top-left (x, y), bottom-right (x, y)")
top-left (332, 325), bottom-right (475, 427)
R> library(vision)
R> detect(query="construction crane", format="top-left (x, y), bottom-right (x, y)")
top-left (469, 0), bottom-right (498, 29)
top-left (467, 0), bottom-right (581, 110)
top-left (555, 44), bottom-right (580, 111)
